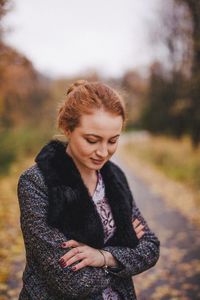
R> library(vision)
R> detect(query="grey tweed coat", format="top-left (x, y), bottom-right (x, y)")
top-left (17, 139), bottom-right (160, 300)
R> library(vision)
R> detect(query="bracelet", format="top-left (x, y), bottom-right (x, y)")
top-left (98, 249), bottom-right (109, 274)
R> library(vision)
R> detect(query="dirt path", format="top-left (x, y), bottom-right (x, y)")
top-left (115, 156), bottom-right (200, 300)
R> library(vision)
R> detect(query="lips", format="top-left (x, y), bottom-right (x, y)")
top-left (91, 158), bottom-right (105, 164)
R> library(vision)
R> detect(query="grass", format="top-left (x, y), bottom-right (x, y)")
top-left (0, 157), bottom-right (33, 287)
top-left (122, 133), bottom-right (200, 191)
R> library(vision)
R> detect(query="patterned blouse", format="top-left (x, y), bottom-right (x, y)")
top-left (92, 170), bottom-right (121, 300)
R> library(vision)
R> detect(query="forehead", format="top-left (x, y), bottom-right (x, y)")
top-left (77, 110), bottom-right (123, 134)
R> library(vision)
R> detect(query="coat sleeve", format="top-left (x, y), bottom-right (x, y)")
top-left (17, 167), bottom-right (112, 298)
top-left (102, 168), bottom-right (160, 278)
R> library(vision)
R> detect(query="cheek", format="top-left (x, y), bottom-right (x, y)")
top-left (70, 141), bottom-right (86, 158)
top-left (79, 143), bottom-right (95, 157)
top-left (108, 143), bottom-right (118, 155)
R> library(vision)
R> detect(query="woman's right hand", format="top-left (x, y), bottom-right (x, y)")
top-left (132, 218), bottom-right (145, 239)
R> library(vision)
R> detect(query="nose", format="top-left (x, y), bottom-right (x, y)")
top-left (96, 144), bottom-right (108, 158)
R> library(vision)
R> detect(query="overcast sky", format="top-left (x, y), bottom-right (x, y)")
top-left (4, 0), bottom-right (163, 78)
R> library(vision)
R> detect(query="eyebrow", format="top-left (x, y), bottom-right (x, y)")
top-left (84, 134), bottom-right (120, 139)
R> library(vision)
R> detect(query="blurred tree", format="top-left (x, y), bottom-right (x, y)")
top-left (0, 0), bottom-right (11, 40)
top-left (0, 0), bottom-right (54, 172)
top-left (141, 62), bottom-right (190, 138)
top-left (142, 0), bottom-right (200, 147)
top-left (176, 0), bottom-right (200, 147)
top-left (158, 0), bottom-right (193, 77)
top-left (121, 70), bottom-right (148, 128)
top-left (0, 0), bottom-right (52, 130)
top-left (0, 0), bottom-right (10, 83)
top-left (0, 43), bottom-right (52, 129)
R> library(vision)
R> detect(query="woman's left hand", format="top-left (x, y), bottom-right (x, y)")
top-left (59, 240), bottom-right (106, 271)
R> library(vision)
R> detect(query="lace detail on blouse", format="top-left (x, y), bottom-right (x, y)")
top-left (92, 171), bottom-right (121, 300)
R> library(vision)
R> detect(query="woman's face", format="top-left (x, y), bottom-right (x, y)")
top-left (65, 109), bottom-right (123, 174)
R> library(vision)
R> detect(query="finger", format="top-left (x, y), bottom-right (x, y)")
top-left (62, 252), bottom-right (85, 268)
top-left (61, 240), bottom-right (83, 248)
top-left (59, 246), bottom-right (81, 263)
top-left (71, 259), bottom-right (89, 272)
top-left (137, 230), bottom-right (145, 239)
top-left (134, 224), bottom-right (145, 234)
top-left (132, 218), bottom-right (140, 228)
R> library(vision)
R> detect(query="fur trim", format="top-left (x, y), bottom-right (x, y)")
top-left (35, 139), bottom-right (138, 248)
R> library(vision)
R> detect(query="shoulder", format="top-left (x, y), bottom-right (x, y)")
top-left (17, 164), bottom-right (49, 211)
top-left (18, 163), bottom-right (48, 193)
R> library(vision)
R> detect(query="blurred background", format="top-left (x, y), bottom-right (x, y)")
top-left (0, 0), bottom-right (200, 299)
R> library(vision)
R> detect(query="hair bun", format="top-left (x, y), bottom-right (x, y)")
top-left (67, 79), bottom-right (88, 95)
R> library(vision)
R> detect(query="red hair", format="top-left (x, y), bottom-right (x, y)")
top-left (57, 80), bottom-right (126, 133)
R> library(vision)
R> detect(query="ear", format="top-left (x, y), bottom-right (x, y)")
top-left (63, 129), bottom-right (71, 139)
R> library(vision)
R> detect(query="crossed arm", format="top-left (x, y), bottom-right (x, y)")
top-left (58, 218), bottom-right (145, 271)
top-left (59, 207), bottom-right (160, 277)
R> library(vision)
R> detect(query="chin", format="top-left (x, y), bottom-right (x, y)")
top-left (95, 163), bottom-right (106, 170)
top-left (89, 164), bottom-right (101, 170)
top-left (87, 162), bottom-right (103, 170)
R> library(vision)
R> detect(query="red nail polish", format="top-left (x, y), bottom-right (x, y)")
top-left (72, 266), bottom-right (76, 271)
top-left (61, 243), bottom-right (66, 247)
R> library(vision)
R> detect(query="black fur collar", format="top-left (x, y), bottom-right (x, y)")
top-left (35, 139), bottom-right (138, 249)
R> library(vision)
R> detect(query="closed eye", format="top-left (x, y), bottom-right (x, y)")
top-left (109, 137), bottom-right (120, 144)
top-left (86, 139), bottom-right (98, 144)
top-left (85, 136), bottom-right (120, 144)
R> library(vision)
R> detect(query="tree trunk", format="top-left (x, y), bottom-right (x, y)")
top-left (181, 0), bottom-right (200, 147)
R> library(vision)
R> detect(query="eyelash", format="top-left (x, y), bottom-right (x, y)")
top-left (86, 140), bottom-right (96, 144)
top-left (86, 139), bottom-right (117, 145)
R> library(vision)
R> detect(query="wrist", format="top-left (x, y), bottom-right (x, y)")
top-left (101, 250), bottom-right (119, 268)
top-left (98, 249), bottom-right (107, 267)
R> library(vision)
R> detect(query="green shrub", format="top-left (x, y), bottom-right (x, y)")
top-left (0, 126), bottom-right (54, 175)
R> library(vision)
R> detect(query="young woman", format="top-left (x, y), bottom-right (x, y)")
top-left (17, 80), bottom-right (160, 300)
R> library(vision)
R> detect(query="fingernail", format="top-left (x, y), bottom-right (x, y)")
top-left (61, 242), bottom-right (67, 247)
top-left (59, 258), bottom-right (64, 263)
top-left (60, 261), bottom-right (66, 267)
top-left (72, 266), bottom-right (76, 271)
